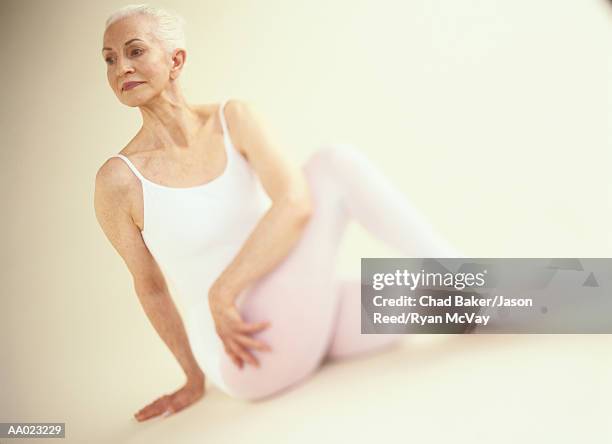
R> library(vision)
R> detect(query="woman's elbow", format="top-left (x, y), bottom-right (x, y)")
top-left (285, 193), bottom-right (313, 223)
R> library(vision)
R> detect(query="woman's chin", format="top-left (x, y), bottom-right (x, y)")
top-left (118, 95), bottom-right (149, 108)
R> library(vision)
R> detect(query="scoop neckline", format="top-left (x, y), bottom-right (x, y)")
top-left (122, 140), bottom-right (231, 191)
top-left (117, 123), bottom-right (234, 191)
top-left (116, 100), bottom-right (234, 191)
top-left (119, 144), bottom-right (230, 190)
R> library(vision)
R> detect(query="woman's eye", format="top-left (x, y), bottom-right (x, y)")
top-left (105, 57), bottom-right (114, 65)
top-left (131, 48), bottom-right (143, 56)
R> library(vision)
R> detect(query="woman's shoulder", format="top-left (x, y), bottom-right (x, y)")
top-left (194, 99), bottom-right (250, 157)
top-left (189, 101), bottom-right (226, 136)
top-left (96, 160), bottom-right (134, 197)
top-left (192, 97), bottom-right (252, 123)
top-left (211, 99), bottom-right (256, 152)
top-left (97, 141), bottom-right (144, 195)
top-left (192, 99), bottom-right (241, 124)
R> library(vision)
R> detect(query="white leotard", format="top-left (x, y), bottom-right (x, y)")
top-left (110, 99), bottom-right (271, 392)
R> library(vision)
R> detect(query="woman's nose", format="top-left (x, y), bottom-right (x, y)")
top-left (115, 57), bottom-right (135, 76)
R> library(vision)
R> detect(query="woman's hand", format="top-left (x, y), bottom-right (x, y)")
top-left (208, 290), bottom-right (272, 369)
top-left (134, 377), bottom-right (205, 422)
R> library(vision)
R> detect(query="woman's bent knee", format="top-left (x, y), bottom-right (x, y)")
top-left (308, 143), bottom-right (359, 167)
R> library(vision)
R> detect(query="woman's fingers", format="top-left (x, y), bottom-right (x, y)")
top-left (237, 320), bottom-right (271, 334)
top-left (215, 303), bottom-right (272, 369)
top-left (223, 340), bottom-right (244, 368)
top-left (135, 383), bottom-right (206, 421)
top-left (168, 395), bottom-right (190, 415)
top-left (228, 338), bottom-right (259, 367)
top-left (225, 304), bottom-right (270, 335)
top-left (135, 395), bottom-right (171, 421)
top-left (234, 333), bottom-right (272, 352)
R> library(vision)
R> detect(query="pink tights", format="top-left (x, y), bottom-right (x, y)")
top-left (217, 144), bottom-right (463, 400)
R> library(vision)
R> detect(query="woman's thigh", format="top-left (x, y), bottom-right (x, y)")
top-left (217, 146), bottom-right (350, 400)
top-left (325, 279), bottom-right (404, 361)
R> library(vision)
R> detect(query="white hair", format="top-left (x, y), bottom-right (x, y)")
top-left (105, 4), bottom-right (186, 53)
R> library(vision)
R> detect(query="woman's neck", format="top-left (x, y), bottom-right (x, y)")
top-left (138, 87), bottom-right (204, 151)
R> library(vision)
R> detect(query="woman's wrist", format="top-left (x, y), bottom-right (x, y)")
top-left (185, 368), bottom-right (205, 387)
top-left (209, 279), bottom-right (238, 306)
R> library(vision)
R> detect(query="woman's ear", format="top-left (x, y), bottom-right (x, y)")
top-left (169, 48), bottom-right (187, 80)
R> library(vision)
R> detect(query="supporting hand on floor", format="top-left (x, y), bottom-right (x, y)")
top-left (208, 289), bottom-right (272, 369)
top-left (134, 376), bottom-right (205, 422)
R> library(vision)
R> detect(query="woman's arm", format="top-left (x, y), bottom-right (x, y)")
top-left (208, 100), bottom-right (314, 368)
top-left (211, 100), bottom-right (313, 299)
top-left (94, 159), bottom-right (204, 385)
top-left (210, 197), bottom-right (311, 298)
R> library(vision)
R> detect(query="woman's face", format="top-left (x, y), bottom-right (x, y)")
top-left (102, 15), bottom-right (174, 107)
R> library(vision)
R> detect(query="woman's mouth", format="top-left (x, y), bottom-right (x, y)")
top-left (122, 81), bottom-right (145, 92)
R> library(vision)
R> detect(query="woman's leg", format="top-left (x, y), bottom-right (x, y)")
top-left (318, 144), bottom-right (465, 360)
top-left (323, 143), bottom-right (464, 258)
top-left (218, 146), bottom-right (350, 400)
top-left (325, 279), bottom-right (405, 361)
top-left (218, 144), bottom-right (462, 400)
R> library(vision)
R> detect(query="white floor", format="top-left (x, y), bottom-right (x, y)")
top-left (75, 334), bottom-right (612, 444)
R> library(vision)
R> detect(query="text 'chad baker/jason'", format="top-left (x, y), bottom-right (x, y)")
top-left (372, 295), bottom-right (533, 308)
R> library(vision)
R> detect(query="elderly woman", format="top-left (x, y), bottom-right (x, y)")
top-left (94, 4), bottom-right (460, 421)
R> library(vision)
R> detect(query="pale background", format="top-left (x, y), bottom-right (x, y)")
top-left (2, 0), bottom-right (612, 442)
